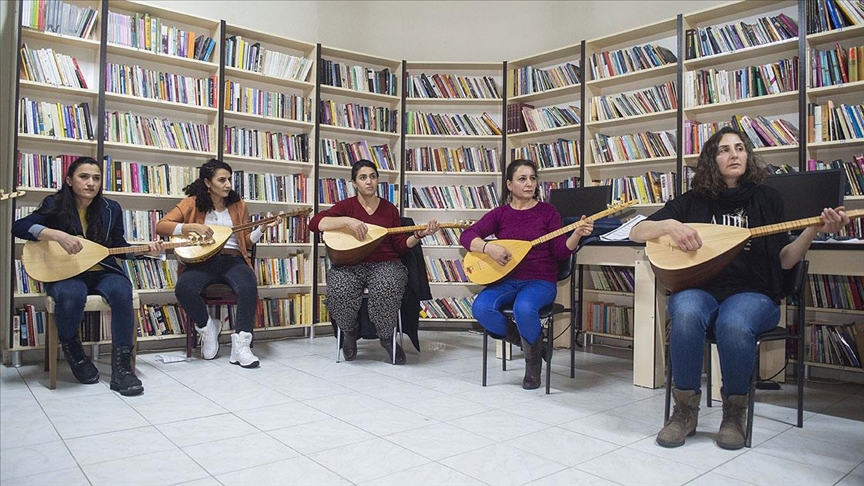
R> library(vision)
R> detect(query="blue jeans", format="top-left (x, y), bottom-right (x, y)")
top-left (46, 271), bottom-right (135, 346)
top-left (668, 289), bottom-right (780, 396)
top-left (472, 279), bottom-right (557, 345)
top-left (175, 255), bottom-right (259, 333)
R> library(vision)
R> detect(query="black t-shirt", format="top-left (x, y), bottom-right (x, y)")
top-left (646, 183), bottom-right (788, 302)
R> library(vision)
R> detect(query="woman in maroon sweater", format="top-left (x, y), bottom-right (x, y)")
top-left (460, 159), bottom-right (593, 389)
top-left (310, 160), bottom-right (439, 364)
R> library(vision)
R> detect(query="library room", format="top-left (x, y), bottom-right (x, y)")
top-left (2, 0), bottom-right (864, 484)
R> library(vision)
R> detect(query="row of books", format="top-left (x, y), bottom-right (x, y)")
top-left (807, 155), bottom-right (864, 197)
top-left (232, 170), bottom-right (309, 204)
top-left (406, 111), bottom-right (502, 136)
top-left (317, 178), bottom-right (355, 205)
top-left (123, 259), bottom-right (179, 291)
top-left (320, 60), bottom-right (397, 96)
top-left (586, 265), bottom-right (635, 293)
top-left (684, 13), bottom-right (798, 60)
top-left (810, 44), bottom-right (864, 88)
top-left (808, 101), bottom-right (864, 143)
top-left (16, 152), bottom-right (79, 190)
top-left (590, 81), bottom-right (678, 122)
top-left (255, 256), bottom-right (310, 286)
top-left (122, 209), bottom-right (165, 243)
top-left (509, 61), bottom-right (581, 97)
top-left (805, 0), bottom-right (864, 34)
top-left (140, 303), bottom-right (187, 336)
top-left (107, 62), bottom-right (217, 107)
top-left (103, 155), bottom-right (196, 195)
top-left (601, 171), bottom-right (677, 205)
top-left (588, 44), bottom-right (677, 81)
top-left (424, 257), bottom-right (469, 283)
top-left (406, 73), bottom-right (500, 100)
top-left (254, 213), bottom-right (311, 244)
top-left (19, 99), bottom-right (93, 140)
top-left (319, 100), bottom-right (398, 133)
top-left (588, 130), bottom-right (677, 163)
top-left (223, 127), bottom-right (309, 162)
top-left (521, 104), bottom-right (581, 132)
top-left (730, 114), bottom-right (799, 150)
top-left (21, 0), bottom-right (98, 39)
top-left (224, 80), bottom-right (312, 121)
top-left (104, 112), bottom-right (214, 152)
top-left (257, 295), bottom-right (314, 327)
top-left (11, 305), bottom-right (47, 349)
top-left (684, 57), bottom-right (799, 107)
top-left (584, 302), bottom-right (634, 337)
top-left (511, 139), bottom-right (580, 170)
top-left (421, 227), bottom-right (464, 247)
top-left (404, 146), bottom-right (500, 173)
top-left (419, 296), bottom-right (475, 320)
top-left (806, 323), bottom-right (862, 369)
top-left (224, 36), bottom-right (312, 81)
top-left (107, 10), bottom-right (215, 62)
top-left (13, 260), bottom-right (44, 295)
top-left (539, 177), bottom-right (580, 202)
top-left (406, 182), bottom-right (499, 210)
top-left (319, 139), bottom-right (396, 170)
top-left (808, 274), bottom-right (864, 310)
top-left (20, 44), bottom-right (88, 89)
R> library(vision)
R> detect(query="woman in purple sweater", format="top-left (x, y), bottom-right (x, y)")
top-left (310, 160), bottom-right (439, 364)
top-left (461, 159), bottom-right (593, 389)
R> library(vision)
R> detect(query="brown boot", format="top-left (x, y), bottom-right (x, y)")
top-left (717, 394), bottom-right (748, 450)
top-left (521, 337), bottom-right (543, 390)
top-left (656, 388), bottom-right (701, 448)
top-left (490, 321), bottom-right (522, 347)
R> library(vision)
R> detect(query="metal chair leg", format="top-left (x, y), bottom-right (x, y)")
top-left (746, 344), bottom-right (760, 448)
top-left (335, 328), bottom-right (342, 363)
top-left (482, 330), bottom-right (488, 387)
top-left (706, 344), bottom-right (713, 408)
top-left (545, 319), bottom-right (553, 395)
top-left (664, 343), bottom-right (672, 422)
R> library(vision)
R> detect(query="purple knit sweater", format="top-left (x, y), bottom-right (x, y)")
top-left (460, 202), bottom-right (573, 283)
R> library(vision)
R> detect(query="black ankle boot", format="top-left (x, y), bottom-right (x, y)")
top-left (110, 345), bottom-right (143, 396)
top-left (60, 339), bottom-right (99, 384)
top-left (521, 337), bottom-right (543, 390)
top-left (341, 328), bottom-right (358, 361)
top-left (380, 336), bottom-right (406, 365)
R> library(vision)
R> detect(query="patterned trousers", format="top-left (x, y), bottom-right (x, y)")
top-left (326, 260), bottom-right (408, 339)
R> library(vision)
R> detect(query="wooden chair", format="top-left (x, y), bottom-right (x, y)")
top-left (663, 260), bottom-right (808, 448)
top-left (44, 292), bottom-right (140, 389)
top-left (481, 254), bottom-right (577, 394)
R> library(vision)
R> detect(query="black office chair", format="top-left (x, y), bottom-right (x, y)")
top-left (663, 259), bottom-right (808, 448)
top-left (482, 254), bottom-right (577, 394)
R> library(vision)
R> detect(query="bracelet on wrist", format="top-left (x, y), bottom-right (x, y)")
top-left (482, 241), bottom-right (488, 253)
top-left (414, 231), bottom-right (424, 239)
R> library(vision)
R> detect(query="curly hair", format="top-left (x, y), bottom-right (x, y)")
top-left (690, 126), bottom-right (765, 197)
top-left (500, 159), bottom-right (540, 205)
top-left (182, 158), bottom-right (241, 212)
top-left (36, 157), bottom-right (105, 241)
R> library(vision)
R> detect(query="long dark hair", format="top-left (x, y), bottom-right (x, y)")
top-left (182, 158), bottom-right (240, 212)
top-left (500, 159), bottom-right (539, 205)
top-left (36, 156), bottom-right (105, 241)
top-left (691, 126), bottom-right (765, 197)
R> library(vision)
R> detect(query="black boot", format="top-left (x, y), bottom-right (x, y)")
top-left (489, 321), bottom-right (522, 346)
top-left (341, 328), bottom-right (358, 361)
top-left (521, 337), bottom-right (543, 390)
top-left (380, 336), bottom-right (406, 365)
top-left (60, 338), bottom-right (99, 384)
top-left (110, 345), bottom-right (143, 396)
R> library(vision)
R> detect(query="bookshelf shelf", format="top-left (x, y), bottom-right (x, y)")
top-left (102, 141), bottom-right (215, 157)
top-left (683, 91), bottom-right (799, 116)
top-left (405, 134), bottom-right (502, 142)
top-left (404, 207), bottom-right (491, 213)
top-left (224, 66), bottom-right (314, 90)
top-left (17, 133), bottom-right (97, 146)
top-left (805, 24), bottom-right (864, 44)
top-left (221, 153), bottom-right (312, 169)
top-left (588, 109), bottom-right (676, 129)
top-left (801, 361), bottom-right (864, 373)
top-left (104, 91), bottom-right (217, 115)
top-left (537, 165), bottom-right (582, 174)
top-left (509, 83), bottom-right (581, 104)
top-left (18, 80), bottom-right (98, 98)
top-left (508, 124), bottom-right (582, 142)
top-left (806, 139), bottom-right (864, 151)
top-left (683, 38), bottom-right (799, 70)
top-left (583, 289), bottom-right (634, 297)
top-left (320, 84), bottom-right (400, 104)
top-left (806, 80), bottom-right (864, 99)
top-left (420, 318), bottom-right (476, 323)
top-left (799, 307), bottom-right (864, 316)
top-left (406, 97), bottom-right (501, 105)
top-left (585, 155), bottom-right (677, 169)
top-left (20, 27), bottom-right (101, 47)
top-left (683, 144), bottom-right (799, 161)
top-left (404, 170), bottom-right (501, 177)
top-left (586, 64), bottom-right (677, 90)
top-left (584, 330), bottom-right (634, 342)
top-left (319, 124), bottom-right (400, 139)
top-left (106, 43), bottom-right (219, 72)
top-left (222, 110), bottom-right (314, 129)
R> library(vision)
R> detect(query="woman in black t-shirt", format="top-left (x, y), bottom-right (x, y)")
top-left (629, 127), bottom-right (848, 450)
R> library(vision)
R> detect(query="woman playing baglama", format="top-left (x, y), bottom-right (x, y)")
top-left (460, 159), bottom-right (593, 389)
top-left (155, 158), bottom-right (278, 368)
top-left (12, 157), bottom-right (162, 396)
top-left (309, 159), bottom-right (439, 364)
top-left (629, 127), bottom-right (849, 450)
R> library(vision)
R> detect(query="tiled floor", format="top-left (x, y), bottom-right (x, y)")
top-left (1, 331), bottom-right (863, 486)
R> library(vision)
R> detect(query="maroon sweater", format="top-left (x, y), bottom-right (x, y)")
top-left (309, 196), bottom-right (410, 263)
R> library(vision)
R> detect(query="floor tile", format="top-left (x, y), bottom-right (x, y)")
top-left (307, 437), bottom-right (429, 484)
top-left (216, 456), bottom-right (351, 486)
top-left (524, 467), bottom-right (621, 485)
top-left (448, 409), bottom-right (550, 441)
top-left (560, 412), bottom-right (657, 446)
top-left (65, 426), bottom-right (177, 465)
top-left (384, 422), bottom-right (495, 461)
top-left (11, 466), bottom-right (91, 486)
top-left (401, 393), bottom-right (493, 422)
top-left (361, 462), bottom-right (486, 486)
top-left (441, 442), bottom-right (567, 486)
top-left (268, 418), bottom-right (375, 455)
top-left (302, 391), bottom-right (392, 418)
top-left (0, 404), bottom-right (61, 450)
top-left (713, 450), bottom-right (847, 486)
top-left (505, 427), bottom-right (619, 467)
top-left (81, 449), bottom-right (209, 486)
top-left (156, 413), bottom-right (260, 447)
top-left (756, 431), bottom-right (864, 473)
top-left (574, 447), bottom-right (705, 486)
top-left (121, 384), bottom-right (227, 425)
top-left (233, 400), bottom-right (330, 431)
top-left (685, 472), bottom-right (757, 486)
top-left (40, 393), bottom-right (149, 439)
top-left (339, 404), bottom-right (438, 436)
top-left (182, 432), bottom-right (298, 476)
top-left (0, 440), bottom-right (78, 481)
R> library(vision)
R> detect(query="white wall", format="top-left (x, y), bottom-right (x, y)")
top-left (147, 0), bottom-right (728, 61)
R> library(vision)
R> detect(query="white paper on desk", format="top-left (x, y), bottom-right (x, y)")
top-left (600, 214), bottom-right (648, 242)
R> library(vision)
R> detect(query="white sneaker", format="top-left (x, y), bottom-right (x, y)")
top-left (230, 331), bottom-right (260, 368)
top-left (197, 318), bottom-right (222, 360)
